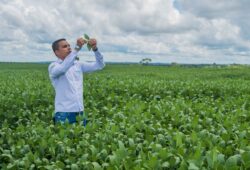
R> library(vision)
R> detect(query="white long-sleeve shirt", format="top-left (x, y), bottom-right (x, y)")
top-left (48, 49), bottom-right (105, 112)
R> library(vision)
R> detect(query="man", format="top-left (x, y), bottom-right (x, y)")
top-left (48, 37), bottom-right (105, 125)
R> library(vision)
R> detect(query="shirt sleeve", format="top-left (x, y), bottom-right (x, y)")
top-left (80, 50), bottom-right (105, 73)
top-left (48, 50), bottom-right (78, 78)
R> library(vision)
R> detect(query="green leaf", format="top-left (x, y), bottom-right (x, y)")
top-left (7, 164), bottom-right (16, 169)
top-left (179, 160), bottom-right (188, 170)
top-left (71, 164), bottom-right (78, 170)
top-left (128, 138), bottom-right (135, 147)
top-left (1, 153), bottom-right (13, 162)
top-left (89, 145), bottom-right (97, 155)
top-left (55, 161), bottom-right (65, 168)
top-left (176, 131), bottom-right (183, 147)
top-left (159, 148), bottom-right (169, 160)
top-left (87, 43), bottom-right (92, 51)
top-left (92, 162), bottom-right (102, 170)
top-left (84, 34), bottom-right (90, 40)
top-left (206, 147), bottom-right (218, 168)
top-left (148, 156), bottom-right (159, 169)
top-left (102, 163), bottom-right (109, 168)
top-left (188, 162), bottom-right (199, 170)
top-left (169, 155), bottom-right (179, 167)
top-left (225, 154), bottom-right (241, 169)
top-left (162, 161), bottom-right (170, 168)
top-left (118, 140), bottom-right (125, 149)
top-left (82, 33), bottom-right (92, 50)
top-left (108, 155), bottom-right (118, 165)
top-left (217, 153), bottom-right (225, 164)
top-left (100, 149), bottom-right (108, 157)
top-left (242, 151), bottom-right (250, 168)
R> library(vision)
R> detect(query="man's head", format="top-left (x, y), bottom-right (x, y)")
top-left (52, 38), bottom-right (71, 60)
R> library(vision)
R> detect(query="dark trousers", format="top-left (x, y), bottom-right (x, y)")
top-left (53, 112), bottom-right (87, 126)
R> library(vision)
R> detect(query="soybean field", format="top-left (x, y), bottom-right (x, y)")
top-left (0, 63), bottom-right (250, 169)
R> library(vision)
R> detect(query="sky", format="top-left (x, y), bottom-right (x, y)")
top-left (1, 0), bottom-right (250, 64)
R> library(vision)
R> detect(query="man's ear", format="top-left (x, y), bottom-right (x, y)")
top-left (55, 50), bottom-right (59, 57)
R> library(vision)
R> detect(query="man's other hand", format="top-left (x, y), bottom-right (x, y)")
top-left (89, 39), bottom-right (97, 51)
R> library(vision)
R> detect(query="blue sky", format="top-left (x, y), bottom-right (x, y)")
top-left (1, 0), bottom-right (250, 64)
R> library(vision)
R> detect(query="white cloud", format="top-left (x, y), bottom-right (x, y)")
top-left (0, 0), bottom-right (250, 63)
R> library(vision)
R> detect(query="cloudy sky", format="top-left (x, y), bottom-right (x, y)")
top-left (1, 0), bottom-right (250, 64)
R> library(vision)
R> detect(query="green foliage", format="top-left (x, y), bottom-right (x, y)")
top-left (139, 58), bottom-right (152, 65)
top-left (0, 63), bottom-right (250, 169)
top-left (82, 33), bottom-right (92, 51)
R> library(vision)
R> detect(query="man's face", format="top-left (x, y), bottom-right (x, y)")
top-left (55, 40), bottom-right (71, 60)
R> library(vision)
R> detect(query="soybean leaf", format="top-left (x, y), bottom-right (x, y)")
top-left (92, 162), bottom-right (102, 170)
top-left (87, 43), bottom-right (92, 51)
top-left (84, 34), bottom-right (90, 40)
top-left (225, 154), bottom-right (241, 169)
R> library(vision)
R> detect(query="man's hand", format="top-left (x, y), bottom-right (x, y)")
top-left (76, 38), bottom-right (86, 48)
top-left (74, 38), bottom-right (86, 51)
top-left (88, 39), bottom-right (97, 51)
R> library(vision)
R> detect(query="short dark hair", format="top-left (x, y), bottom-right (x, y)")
top-left (52, 38), bottom-right (66, 52)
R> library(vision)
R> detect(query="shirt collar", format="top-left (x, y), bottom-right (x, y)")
top-left (56, 58), bottom-right (78, 64)
top-left (56, 58), bottom-right (63, 64)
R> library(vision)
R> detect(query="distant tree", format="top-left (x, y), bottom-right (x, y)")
top-left (171, 62), bottom-right (178, 66)
top-left (140, 58), bottom-right (152, 65)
